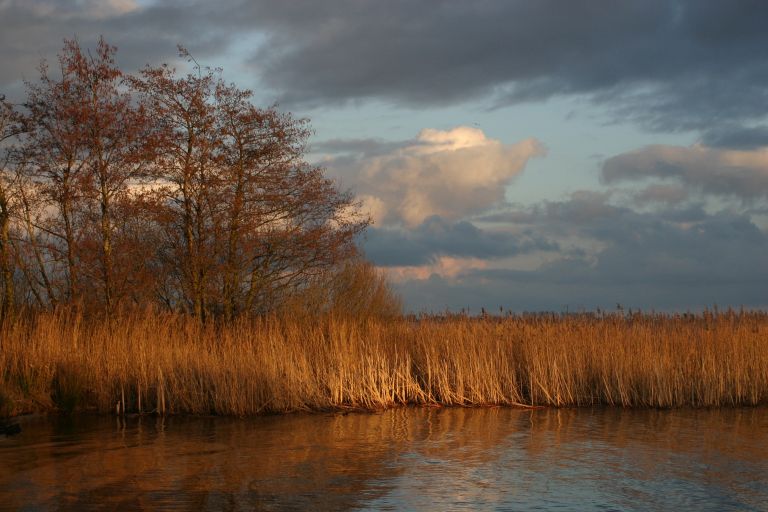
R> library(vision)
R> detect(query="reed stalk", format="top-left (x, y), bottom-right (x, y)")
top-left (0, 309), bottom-right (766, 417)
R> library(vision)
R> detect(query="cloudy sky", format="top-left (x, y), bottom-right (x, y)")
top-left (2, 0), bottom-right (767, 312)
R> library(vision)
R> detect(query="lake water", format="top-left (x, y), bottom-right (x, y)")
top-left (1, 407), bottom-right (767, 511)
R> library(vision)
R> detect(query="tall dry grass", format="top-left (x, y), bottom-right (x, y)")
top-left (1, 309), bottom-right (767, 417)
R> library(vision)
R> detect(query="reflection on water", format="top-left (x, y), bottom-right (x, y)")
top-left (1, 407), bottom-right (767, 511)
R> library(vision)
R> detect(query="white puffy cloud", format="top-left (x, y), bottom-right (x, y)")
top-left (325, 126), bottom-right (544, 227)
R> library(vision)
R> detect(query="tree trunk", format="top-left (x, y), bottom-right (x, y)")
top-left (61, 171), bottom-right (79, 303)
top-left (182, 178), bottom-right (203, 319)
top-left (0, 193), bottom-right (14, 321)
top-left (100, 174), bottom-right (113, 316)
top-left (223, 175), bottom-right (244, 321)
top-left (18, 186), bottom-right (55, 305)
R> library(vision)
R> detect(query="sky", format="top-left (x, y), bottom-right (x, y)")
top-left (1, 0), bottom-right (767, 312)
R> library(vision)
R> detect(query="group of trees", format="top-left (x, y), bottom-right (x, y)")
top-left (0, 38), bottom-right (395, 321)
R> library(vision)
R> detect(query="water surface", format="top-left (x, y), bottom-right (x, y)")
top-left (1, 407), bottom-right (767, 511)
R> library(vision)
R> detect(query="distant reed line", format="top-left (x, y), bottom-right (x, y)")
top-left (1, 309), bottom-right (767, 417)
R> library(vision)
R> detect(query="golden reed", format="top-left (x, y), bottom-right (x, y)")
top-left (1, 309), bottom-right (767, 416)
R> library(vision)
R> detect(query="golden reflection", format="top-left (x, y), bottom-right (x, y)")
top-left (1, 408), bottom-right (767, 510)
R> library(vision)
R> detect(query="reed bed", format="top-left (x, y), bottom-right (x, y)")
top-left (1, 309), bottom-right (767, 417)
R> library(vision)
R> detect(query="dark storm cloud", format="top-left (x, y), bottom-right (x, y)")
top-left (363, 216), bottom-right (557, 267)
top-left (394, 198), bottom-right (768, 312)
top-left (480, 191), bottom-right (629, 233)
top-left (4, 1), bottom-right (768, 135)
top-left (701, 125), bottom-right (768, 150)
top-left (246, 0), bottom-right (672, 106)
top-left (398, 264), bottom-right (768, 313)
top-left (579, 211), bottom-right (767, 286)
top-left (494, 193), bottom-right (764, 252)
top-left (0, 0), bottom-right (232, 97)
top-left (241, 0), bottom-right (768, 132)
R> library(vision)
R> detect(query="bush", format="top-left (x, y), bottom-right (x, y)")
top-left (284, 258), bottom-right (402, 320)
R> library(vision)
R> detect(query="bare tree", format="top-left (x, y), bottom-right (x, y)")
top-left (0, 97), bottom-right (23, 320)
top-left (5, 39), bottom-right (379, 320)
top-left (19, 38), bottom-right (158, 315)
top-left (22, 51), bottom-right (90, 304)
top-left (135, 51), bottom-right (368, 319)
top-left (132, 53), bottom-right (222, 318)
top-left (213, 84), bottom-right (367, 318)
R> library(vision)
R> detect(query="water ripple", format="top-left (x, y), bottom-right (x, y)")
top-left (1, 408), bottom-right (767, 511)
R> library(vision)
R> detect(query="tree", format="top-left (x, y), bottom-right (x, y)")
top-left (213, 81), bottom-right (366, 318)
top-left (3, 39), bottom-right (380, 319)
top-left (131, 55), bottom-right (222, 318)
top-left (22, 46), bottom-right (91, 305)
top-left (0, 96), bottom-right (23, 320)
top-left (19, 38), bottom-right (158, 314)
top-left (135, 51), bottom-right (368, 319)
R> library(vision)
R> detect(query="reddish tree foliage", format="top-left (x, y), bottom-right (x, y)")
top-left (2, 38), bottom-right (371, 319)
top-left (16, 38), bottom-right (158, 313)
top-left (0, 96), bottom-right (24, 320)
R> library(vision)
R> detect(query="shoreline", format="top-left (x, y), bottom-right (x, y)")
top-left (7, 401), bottom-right (768, 424)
